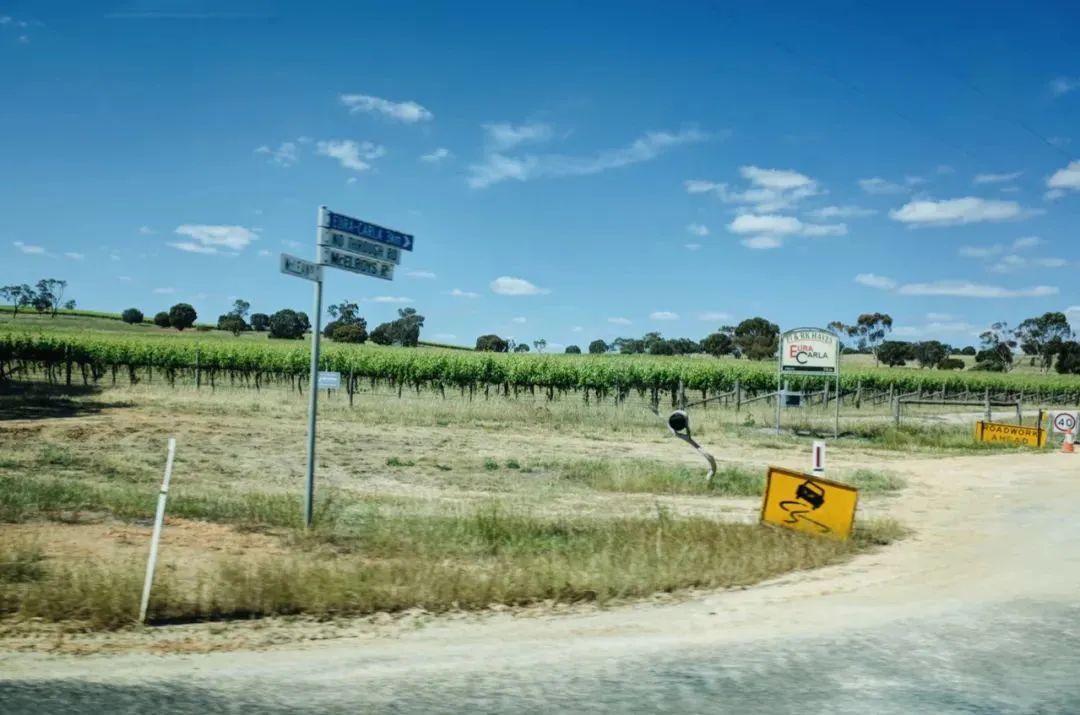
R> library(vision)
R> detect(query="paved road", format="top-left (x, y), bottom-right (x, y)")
top-left (3, 453), bottom-right (1079, 714)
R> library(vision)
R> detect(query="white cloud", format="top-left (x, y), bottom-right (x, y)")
top-left (365, 296), bottom-right (413, 304)
top-left (686, 223), bottom-right (709, 237)
top-left (447, 288), bottom-right (479, 298)
top-left (958, 245), bottom-right (1003, 258)
top-left (281, 239), bottom-right (302, 249)
top-left (257, 249), bottom-right (271, 257)
top-left (740, 165), bottom-right (814, 190)
top-left (686, 165), bottom-right (820, 213)
top-left (13, 241), bottom-right (46, 254)
top-left (0, 16), bottom-right (9, 24)
top-left (741, 236), bottom-right (782, 250)
top-left (64, 252), bottom-right (85, 260)
top-left (339, 93), bottom-right (433, 123)
top-left (807, 205), bottom-right (876, 219)
top-left (17, 34), bottom-right (27, 44)
top-left (857, 273), bottom-right (1058, 298)
top-left (936, 165), bottom-right (955, 175)
top-left (255, 141), bottom-right (298, 167)
top-left (858, 177), bottom-right (906, 195)
top-left (405, 270), bottom-right (436, 279)
top-left (172, 224), bottom-right (257, 254)
top-left (889, 197), bottom-right (1022, 226)
top-left (801, 223), bottom-right (847, 237)
top-left (1046, 160), bottom-right (1080, 195)
top-left (973, 171), bottom-right (1022, 184)
top-left (1049, 137), bottom-right (1072, 148)
top-left (898, 281), bottom-right (1057, 298)
top-left (989, 254), bottom-right (1069, 273)
top-left (168, 241), bottom-right (218, 254)
top-left (608, 317), bottom-right (632, 325)
top-left (650, 311), bottom-right (679, 321)
top-left (1012, 236), bottom-right (1044, 250)
top-left (905, 175), bottom-right (926, 186)
top-left (1045, 189), bottom-right (1066, 201)
top-left (684, 243), bottom-right (702, 251)
top-left (316, 140), bottom-right (385, 172)
top-left (490, 276), bottom-right (550, 296)
top-left (138, 225), bottom-right (155, 235)
top-left (727, 214), bottom-right (802, 235)
top-left (468, 128), bottom-right (707, 189)
top-left (346, 177), bottom-right (357, 185)
top-left (854, 273), bottom-right (898, 290)
top-left (118, 276), bottom-right (133, 282)
top-left (697, 311), bottom-right (731, 322)
top-left (482, 122), bottom-right (553, 151)
top-left (926, 312), bottom-right (957, 321)
top-left (893, 321), bottom-right (978, 338)
top-left (1050, 77), bottom-right (1080, 97)
top-left (152, 287), bottom-right (175, 295)
top-left (571, 326), bottom-right (584, 333)
top-left (420, 148), bottom-right (451, 163)
top-left (511, 316), bottom-right (527, 324)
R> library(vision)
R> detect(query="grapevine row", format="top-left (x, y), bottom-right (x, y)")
top-left (2, 332), bottom-right (1080, 399)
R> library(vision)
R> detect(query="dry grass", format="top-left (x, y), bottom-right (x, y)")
top-left (0, 379), bottom-right (911, 631)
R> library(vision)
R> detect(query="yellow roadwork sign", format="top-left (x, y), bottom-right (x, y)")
top-left (974, 421), bottom-right (1046, 447)
top-left (760, 467), bottom-right (858, 540)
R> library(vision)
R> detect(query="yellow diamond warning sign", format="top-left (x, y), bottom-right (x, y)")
top-left (760, 467), bottom-right (858, 540)
top-left (974, 421), bottom-right (1046, 448)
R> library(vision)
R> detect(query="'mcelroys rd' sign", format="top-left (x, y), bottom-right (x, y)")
top-left (780, 328), bottom-right (840, 374)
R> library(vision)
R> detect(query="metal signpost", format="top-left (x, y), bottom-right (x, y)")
top-left (281, 206), bottom-right (414, 527)
top-left (776, 328), bottom-right (841, 438)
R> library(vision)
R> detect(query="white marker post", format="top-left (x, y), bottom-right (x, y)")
top-left (139, 437), bottom-right (176, 624)
top-left (812, 440), bottom-right (826, 477)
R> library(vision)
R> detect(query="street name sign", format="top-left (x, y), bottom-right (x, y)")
top-left (760, 466), bottom-right (858, 540)
top-left (319, 245), bottom-right (395, 281)
top-left (1050, 411), bottom-right (1078, 435)
top-left (318, 227), bottom-right (402, 265)
top-left (317, 371), bottom-right (341, 390)
top-left (780, 328), bottom-right (840, 374)
top-left (280, 253), bottom-right (322, 282)
top-left (323, 210), bottom-right (414, 251)
top-left (975, 421), bottom-right (1046, 447)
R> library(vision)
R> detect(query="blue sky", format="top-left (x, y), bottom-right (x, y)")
top-left (2, 0), bottom-right (1079, 349)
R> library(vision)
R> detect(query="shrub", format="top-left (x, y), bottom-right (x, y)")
top-left (476, 334), bottom-right (509, 352)
top-left (121, 308), bottom-right (144, 325)
top-left (938, 357), bottom-right (965, 371)
top-left (268, 309), bottom-right (305, 340)
top-left (370, 323), bottom-right (393, 345)
top-left (168, 303), bottom-right (197, 331)
top-left (331, 323), bottom-right (368, 344)
top-left (217, 314), bottom-right (247, 336)
top-left (565, 345), bottom-right (582, 354)
top-left (153, 311), bottom-right (170, 328)
top-left (588, 339), bottom-right (608, 354)
top-left (250, 313), bottom-right (270, 332)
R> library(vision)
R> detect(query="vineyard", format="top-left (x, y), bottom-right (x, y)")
top-left (3, 331), bottom-right (1080, 405)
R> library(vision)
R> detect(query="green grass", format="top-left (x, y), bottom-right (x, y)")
top-left (556, 459), bottom-right (905, 496)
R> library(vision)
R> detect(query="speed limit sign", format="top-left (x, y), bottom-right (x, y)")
top-left (1051, 411), bottom-right (1079, 434)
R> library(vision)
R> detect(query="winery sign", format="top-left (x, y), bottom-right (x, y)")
top-left (780, 328), bottom-right (840, 374)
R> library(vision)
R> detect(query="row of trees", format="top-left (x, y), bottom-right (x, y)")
top-left (322, 301), bottom-right (426, 347)
top-left (1, 280), bottom-right (75, 317)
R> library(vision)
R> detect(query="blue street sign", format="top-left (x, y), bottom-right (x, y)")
top-left (323, 210), bottom-right (414, 251)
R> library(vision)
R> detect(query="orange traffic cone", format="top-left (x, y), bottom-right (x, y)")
top-left (1064, 428), bottom-right (1076, 454)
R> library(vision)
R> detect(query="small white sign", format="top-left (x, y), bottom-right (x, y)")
top-left (780, 328), bottom-right (840, 374)
top-left (317, 371), bottom-right (341, 390)
top-left (1051, 411), bottom-right (1078, 435)
top-left (812, 440), bottom-right (826, 475)
top-left (280, 253), bottom-right (322, 282)
top-left (319, 245), bottom-right (395, 281)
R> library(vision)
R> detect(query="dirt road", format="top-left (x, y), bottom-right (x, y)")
top-left (2, 452), bottom-right (1079, 713)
